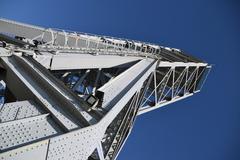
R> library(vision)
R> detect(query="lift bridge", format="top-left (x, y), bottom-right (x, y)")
top-left (0, 18), bottom-right (211, 160)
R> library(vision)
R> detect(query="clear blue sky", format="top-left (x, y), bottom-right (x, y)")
top-left (1, 0), bottom-right (239, 160)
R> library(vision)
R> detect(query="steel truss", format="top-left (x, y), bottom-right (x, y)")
top-left (0, 19), bottom-right (211, 160)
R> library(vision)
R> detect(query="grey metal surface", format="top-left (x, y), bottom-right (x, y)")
top-left (46, 125), bottom-right (104, 160)
top-left (0, 114), bottom-right (61, 151)
top-left (33, 54), bottom-right (142, 70)
top-left (50, 54), bottom-right (142, 70)
top-left (0, 100), bottom-right (43, 123)
top-left (0, 140), bottom-right (49, 160)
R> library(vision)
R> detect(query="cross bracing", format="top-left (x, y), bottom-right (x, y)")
top-left (0, 18), bottom-right (211, 160)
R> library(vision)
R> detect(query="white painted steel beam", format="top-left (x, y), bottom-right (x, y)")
top-left (158, 61), bottom-right (207, 67)
top-left (138, 93), bottom-right (193, 115)
top-left (0, 18), bottom-right (211, 160)
top-left (97, 58), bottom-right (156, 110)
top-left (49, 54), bottom-right (142, 70)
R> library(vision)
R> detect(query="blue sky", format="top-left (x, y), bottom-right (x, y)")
top-left (1, 0), bottom-right (239, 159)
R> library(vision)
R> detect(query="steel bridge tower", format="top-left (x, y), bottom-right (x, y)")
top-left (0, 19), bottom-right (211, 160)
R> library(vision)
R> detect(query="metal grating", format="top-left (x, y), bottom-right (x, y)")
top-left (0, 114), bottom-right (62, 151)
top-left (0, 100), bottom-right (44, 123)
top-left (0, 140), bottom-right (49, 160)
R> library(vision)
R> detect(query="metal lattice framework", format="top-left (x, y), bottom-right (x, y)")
top-left (0, 18), bottom-right (211, 160)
